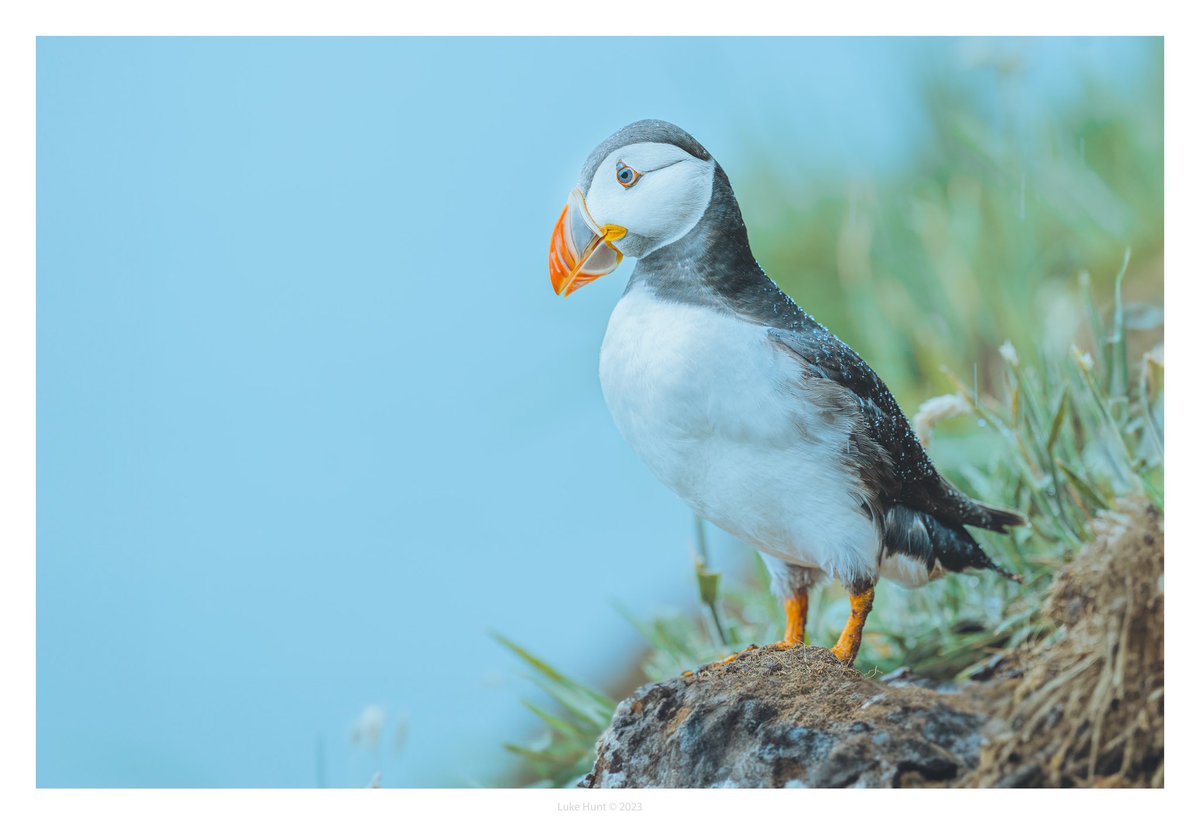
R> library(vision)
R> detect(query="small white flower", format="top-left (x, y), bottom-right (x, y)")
top-left (913, 394), bottom-right (972, 446)
top-left (999, 340), bottom-right (1020, 367)
top-left (1072, 345), bottom-right (1095, 373)
top-left (1144, 342), bottom-right (1163, 368)
top-left (351, 704), bottom-right (387, 750)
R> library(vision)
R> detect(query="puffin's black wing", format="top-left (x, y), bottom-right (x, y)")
top-left (764, 320), bottom-right (1024, 535)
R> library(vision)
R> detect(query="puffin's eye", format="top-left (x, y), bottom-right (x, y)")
top-left (616, 161), bottom-right (641, 189)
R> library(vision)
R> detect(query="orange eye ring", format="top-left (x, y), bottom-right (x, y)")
top-left (616, 161), bottom-right (641, 189)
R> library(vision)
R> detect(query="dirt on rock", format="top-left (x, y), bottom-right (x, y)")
top-left (582, 645), bottom-right (991, 788)
top-left (582, 499), bottom-right (1164, 789)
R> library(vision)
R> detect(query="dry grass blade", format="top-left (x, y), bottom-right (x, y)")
top-left (962, 500), bottom-right (1163, 788)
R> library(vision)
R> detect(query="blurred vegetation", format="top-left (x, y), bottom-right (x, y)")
top-left (741, 44), bottom-right (1162, 407)
top-left (502, 42), bottom-right (1163, 787)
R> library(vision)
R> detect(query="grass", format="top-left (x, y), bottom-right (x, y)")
top-left (499, 45), bottom-right (1163, 788)
top-left (493, 634), bottom-right (617, 787)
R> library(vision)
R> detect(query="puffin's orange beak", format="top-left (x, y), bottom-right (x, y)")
top-left (549, 188), bottom-right (627, 297)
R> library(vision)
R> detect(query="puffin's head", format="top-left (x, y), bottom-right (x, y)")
top-left (549, 120), bottom-right (717, 297)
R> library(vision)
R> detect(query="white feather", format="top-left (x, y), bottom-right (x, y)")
top-left (599, 284), bottom-right (882, 585)
top-left (879, 553), bottom-right (943, 588)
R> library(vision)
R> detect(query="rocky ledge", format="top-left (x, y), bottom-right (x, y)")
top-left (582, 500), bottom-right (1163, 789)
top-left (582, 646), bottom-right (988, 788)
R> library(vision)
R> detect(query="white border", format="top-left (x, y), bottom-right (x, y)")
top-left (2, 1), bottom-right (1194, 821)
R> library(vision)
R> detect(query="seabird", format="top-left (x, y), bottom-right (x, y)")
top-left (548, 120), bottom-right (1025, 666)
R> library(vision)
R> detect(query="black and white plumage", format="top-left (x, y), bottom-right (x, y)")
top-left (550, 120), bottom-right (1024, 664)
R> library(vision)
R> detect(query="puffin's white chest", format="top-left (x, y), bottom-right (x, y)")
top-left (598, 284), bottom-right (879, 582)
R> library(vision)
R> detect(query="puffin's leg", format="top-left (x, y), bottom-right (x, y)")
top-left (697, 561), bottom-right (816, 671)
top-left (765, 589), bottom-right (809, 650)
top-left (830, 587), bottom-right (875, 665)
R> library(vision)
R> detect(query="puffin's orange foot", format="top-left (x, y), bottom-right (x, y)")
top-left (830, 587), bottom-right (875, 665)
top-left (780, 591), bottom-right (808, 648)
top-left (691, 645), bottom-right (760, 673)
top-left (829, 639), bottom-right (857, 663)
top-left (708, 591), bottom-right (808, 667)
top-left (718, 644), bottom-right (759, 666)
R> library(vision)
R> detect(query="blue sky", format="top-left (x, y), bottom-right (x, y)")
top-left (36, 37), bottom-right (1157, 787)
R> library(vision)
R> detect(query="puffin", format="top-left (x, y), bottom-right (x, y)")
top-left (548, 120), bottom-right (1025, 666)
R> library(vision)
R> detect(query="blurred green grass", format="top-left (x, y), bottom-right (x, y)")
top-left (502, 46), bottom-right (1163, 787)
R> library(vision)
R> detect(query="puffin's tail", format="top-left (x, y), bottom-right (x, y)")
top-left (937, 481), bottom-right (1028, 534)
top-left (884, 505), bottom-right (1023, 584)
top-left (972, 501), bottom-right (1028, 533)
